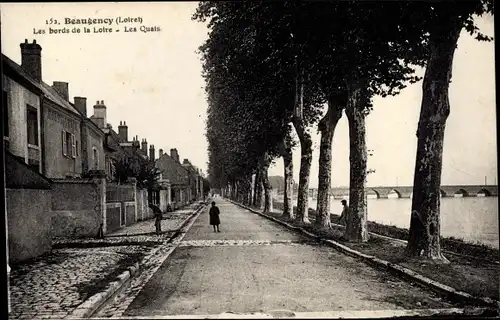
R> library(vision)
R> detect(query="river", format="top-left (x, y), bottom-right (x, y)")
top-left (274, 195), bottom-right (499, 249)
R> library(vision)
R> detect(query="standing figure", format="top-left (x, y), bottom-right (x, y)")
top-left (150, 204), bottom-right (163, 235)
top-left (209, 201), bottom-right (221, 232)
top-left (339, 199), bottom-right (349, 226)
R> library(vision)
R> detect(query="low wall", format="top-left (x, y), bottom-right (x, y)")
top-left (7, 189), bottom-right (52, 263)
top-left (106, 203), bottom-right (122, 233)
top-left (125, 201), bottom-right (136, 226)
top-left (105, 182), bottom-right (144, 232)
top-left (136, 189), bottom-right (152, 221)
top-left (51, 180), bottom-right (103, 238)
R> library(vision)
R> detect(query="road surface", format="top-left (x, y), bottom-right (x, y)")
top-left (100, 200), bottom-right (455, 317)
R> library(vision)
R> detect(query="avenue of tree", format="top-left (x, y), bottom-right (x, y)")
top-left (193, 1), bottom-right (493, 262)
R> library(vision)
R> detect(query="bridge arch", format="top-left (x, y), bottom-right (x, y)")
top-left (477, 189), bottom-right (492, 197)
top-left (388, 189), bottom-right (402, 198)
top-left (409, 189), bottom-right (446, 199)
top-left (367, 189), bottom-right (380, 199)
top-left (454, 188), bottom-right (469, 197)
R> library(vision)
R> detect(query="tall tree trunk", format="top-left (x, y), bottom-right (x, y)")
top-left (345, 84), bottom-right (369, 243)
top-left (261, 153), bottom-right (273, 213)
top-left (292, 64), bottom-right (312, 224)
top-left (406, 19), bottom-right (462, 263)
top-left (251, 174), bottom-right (256, 206)
top-left (232, 181), bottom-right (237, 200)
top-left (293, 123), bottom-right (312, 224)
top-left (255, 171), bottom-right (263, 209)
top-left (282, 133), bottom-right (295, 219)
top-left (245, 175), bottom-right (252, 206)
top-left (315, 96), bottom-right (344, 231)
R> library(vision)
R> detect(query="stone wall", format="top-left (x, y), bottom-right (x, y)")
top-left (6, 188), bottom-right (52, 263)
top-left (51, 180), bottom-right (103, 238)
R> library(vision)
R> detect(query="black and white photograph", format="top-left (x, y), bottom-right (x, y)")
top-left (0, 1), bottom-right (497, 319)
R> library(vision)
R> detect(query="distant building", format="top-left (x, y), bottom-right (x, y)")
top-left (155, 148), bottom-right (193, 209)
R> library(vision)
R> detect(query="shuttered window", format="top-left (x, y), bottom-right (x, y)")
top-left (62, 131), bottom-right (67, 155)
top-left (27, 105), bottom-right (38, 146)
top-left (71, 134), bottom-right (76, 158)
top-left (62, 130), bottom-right (77, 158)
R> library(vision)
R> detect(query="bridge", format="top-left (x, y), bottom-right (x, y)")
top-left (307, 185), bottom-right (498, 199)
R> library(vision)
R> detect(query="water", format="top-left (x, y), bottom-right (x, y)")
top-left (276, 195), bottom-right (499, 249)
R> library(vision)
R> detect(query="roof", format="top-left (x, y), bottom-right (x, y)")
top-left (155, 153), bottom-right (189, 186)
top-left (2, 54), bottom-right (43, 94)
top-left (40, 81), bottom-right (81, 116)
top-left (5, 151), bottom-right (52, 189)
top-left (3, 53), bottom-right (83, 117)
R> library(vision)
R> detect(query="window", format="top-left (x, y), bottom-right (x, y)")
top-left (2, 91), bottom-right (8, 138)
top-left (92, 147), bottom-right (99, 169)
top-left (62, 131), bottom-right (76, 158)
top-left (27, 105), bottom-right (38, 146)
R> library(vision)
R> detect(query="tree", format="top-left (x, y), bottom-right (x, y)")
top-left (194, 2), bottom-right (301, 212)
top-left (280, 127), bottom-right (295, 219)
top-left (405, 1), bottom-right (494, 261)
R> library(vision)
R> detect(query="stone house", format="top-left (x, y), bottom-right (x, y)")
top-left (155, 148), bottom-right (195, 209)
top-left (181, 158), bottom-right (203, 202)
top-left (4, 39), bottom-right (106, 179)
top-left (2, 54), bottom-right (43, 172)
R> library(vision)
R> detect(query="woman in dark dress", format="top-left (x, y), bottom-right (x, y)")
top-left (209, 201), bottom-right (220, 232)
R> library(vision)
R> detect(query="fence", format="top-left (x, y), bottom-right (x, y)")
top-left (105, 182), bottom-right (152, 232)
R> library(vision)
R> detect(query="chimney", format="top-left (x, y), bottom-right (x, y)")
top-left (52, 81), bottom-right (69, 101)
top-left (141, 139), bottom-right (148, 154)
top-left (20, 39), bottom-right (42, 81)
top-left (159, 149), bottom-right (163, 157)
top-left (132, 135), bottom-right (140, 148)
top-left (74, 97), bottom-right (87, 116)
top-left (183, 159), bottom-right (190, 165)
top-left (93, 100), bottom-right (107, 129)
top-left (118, 121), bottom-right (128, 141)
top-left (149, 144), bottom-right (155, 162)
top-left (170, 148), bottom-right (179, 162)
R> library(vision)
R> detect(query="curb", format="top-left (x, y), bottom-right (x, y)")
top-left (66, 203), bottom-right (207, 319)
top-left (228, 199), bottom-right (500, 310)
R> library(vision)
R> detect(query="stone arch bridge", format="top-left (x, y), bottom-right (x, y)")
top-left (308, 185), bottom-right (498, 199)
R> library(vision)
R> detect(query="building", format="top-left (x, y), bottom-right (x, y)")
top-left (155, 148), bottom-right (192, 209)
top-left (2, 53), bottom-right (43, 172)
top-left (181, 158), bottom-right (203, 202)
top-left (3, 39), bottom-right (106, 179)
top-left (155, 148), bottom-right (204, 209)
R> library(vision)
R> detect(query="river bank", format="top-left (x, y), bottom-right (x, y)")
top-left (272, 200), bottom-right (499, 262)
top-left (274, 195), bottom-right (499, 248)
top-left (265, 200), bottom-right (499, 302)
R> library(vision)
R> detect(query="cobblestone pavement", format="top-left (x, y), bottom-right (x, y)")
top-left (9, 245), bottom-right (153, 320)
top-left (108, 207), bottom-right (196, 237)
top-left (9, 203), bottom-right (204, 320)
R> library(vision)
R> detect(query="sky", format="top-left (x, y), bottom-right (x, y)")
top-left (1, 3), bottom-right (496, 188)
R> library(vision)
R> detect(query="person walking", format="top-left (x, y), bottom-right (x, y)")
top-left (209, 201), bottom-right (221, 232)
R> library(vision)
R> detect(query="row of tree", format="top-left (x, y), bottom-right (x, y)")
top-left (194, 1), bottom-right (493, 262)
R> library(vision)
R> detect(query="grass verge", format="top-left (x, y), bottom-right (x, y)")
top-left (263, 201), bottom-right (499, 302)
top-left (273, 200), bottom-right (499, 262)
